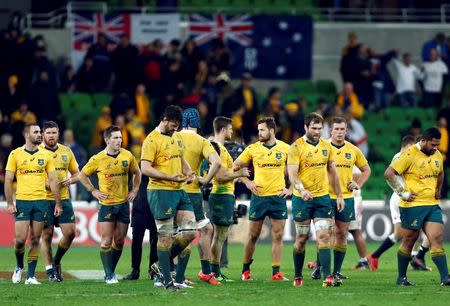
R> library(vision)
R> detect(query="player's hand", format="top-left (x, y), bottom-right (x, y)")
top-left (185, 173), bottom-right (195, 184)
top-left (406, 192), bottom-right (417, 202)
top-left (336, 196), bottom-right (345, 212)
top-left (347, 180), bottom-right (359, 191)
top-left (54, 204), bottom-right (63, 217)
top-left (435, 189), bottom-right (442, 200)
top-left (300, 189), bottom-right (313, 201)
top-left (169, 174), bottom-right (187, 183)
top-left (278, 188), bottom-right (292, 199)
top-left (127, 189), bottom-right (138, 202)
top-left (238, 167), bottom-right (250, 178)
top-left (92, 189), bottom-right (109, 201)
top-left (245, 180), bottom-right (261, 196)
top-left (60, 178), bottom-right (72, 187)
top-left (45, 180), bottom-right (50, 190)
top-left (7, 203), bottom-right (16, 215)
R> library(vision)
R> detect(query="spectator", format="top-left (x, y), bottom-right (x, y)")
top-left (114, 114), bottom-right (130, 149)
top-left (346, 114), bottom-right (369, 157)
top-left (59, 65), bottom-right (76, 93)
top-left (228, 73), bottom-right (259, 143)
top-left (160, 59), bottom-right (184, 113)
top-left (340, 31), bottom-right (360, 83)
top-left (370, 48), bottom-right (396, 111)
top-left (207, 38), bottom-right (231, 74)
top-left (422, 32), bottom-right (447, 62)
top-left (111, 34), bottom-right (139, 94)
top-left (162, 39), bottom-right (181, 65)
top-left (0, 133), bottom-right (13, 200)
top-left (336, 82), bottom-right (365, 119)
top-left (402, 117), bottom-right (422, 139)
top-left (262, 86), bottom-right (283, 132)
top-left (134, 83), bottom-right (151, 126)
top-left (110, 91), bottom-right (133, 121)
top-left (91, 106), bottom-right (112, 151)
top-left (10, 102), bottom-right (36, 125)
top-left (180, 38), bottom-right (203, 86)
top-left (85, 32), bottom-right (112, 91)
top-left (75, 57), bottom-right (96, 93)
top-left (393, 52), bottom-right (423, 107)
top-left (354, 44), bottom-right (373, 105)
top-left (29, 70), bottom-right (61, 124)
top-left (422, 48), bottom-right (448, 108)
top-left (282, 97), bottom-right (306, 142)
top-left (140, 40), bottom-right (163, 98)
top-left (63, 129), bottom-right (87, 168)
top-left (437, 115), bottom-right (448, 198)
top-left (193, 59), bottom-right (208, 93)
top-left (1, 74), bottom-right (22, 116)
top-left (125, 108), bottom-right (146, 145)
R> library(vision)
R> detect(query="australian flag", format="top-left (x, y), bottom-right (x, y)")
top-left (188, 13), bottom-right (312, 79)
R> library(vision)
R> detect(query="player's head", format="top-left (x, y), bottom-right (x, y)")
top-left (160, 105), bottom-right (183, 135)
top-left (257, 117), bottom-right (276, 143)
top-left (420, 127), bottom-right (441, 155)
top-left (104, 125), bottom-right (122, 152)
top-left (304, 112), bottom-right (323, 143)
top-left (42, 121), bottom-right (59, 148)
top-left (213, 116), bottom-right (233, 140)
top-left (23, 123), bottom-right (42, 145)
top-left (330, 116), bottom-right (347, 142)
top-left (402, 52), bottom-right (412, 65)
top-left (182, 108), bottom-right (201, 130)
top-left (400, 135), bottom-right (416, 150)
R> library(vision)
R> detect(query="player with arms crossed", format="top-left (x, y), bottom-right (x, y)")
top-left (385, 127), bottom-right (450, 286)
top-left (234, 117), bottom-right (291, 281)
top-left (141, 105), bottom-right (197, 291)
top-left (287, 112), bottom-right (344, 287)
top-left (79, 125), bottom-right (141, 284)
top-left (5, 123), bottom-right (62, 285)
top-left (209, 116), bottom-right (250, 281)
top-left (40, 121), bottom-right (80, 282)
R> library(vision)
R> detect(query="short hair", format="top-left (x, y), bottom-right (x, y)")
top-left (304, 112), bottom-right (324, 127)
top-left (422, 127), bottom-right (441, 141)
top-left (258, 117), bottom-right (277, 131)
top-left (161, 105), bottom-right (183, 124)
top-left (43, 121), bottom-right (59, 132)
top-left (401, 135), bottom-right (416, 147)
top-left (23, 123), bottom-right (39, 135)
top-left (103, 125), bottom-right (121, 139)
top-left (213, 116), bottom-right (232, 134)
top-left (330, 116), bottom-right (347, 127)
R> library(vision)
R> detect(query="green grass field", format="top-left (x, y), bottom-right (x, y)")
top-left (0, 243), bottom-right (449, 305)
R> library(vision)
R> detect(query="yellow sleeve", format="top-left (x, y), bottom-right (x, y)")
top-left (354, 147), bottom-right (368, 169)
top-left (141, 137), bottom-right (157, 163)
top-left (46, 155), bottom-right (56, 173)
top-left (236, 145), bottom-right (252, 164)
top-left (5, 151), bottom-right (16, 172)
top-left (327, 142), bottom-right (334, 163)
top-left (68, 149), bottom-right (79, 173)
top-left (390, 151), bottom-right (412, 175)
top-left (82, 156), bottom-right (98, 176)
top-left (288, 142), bottom-right (301, 165)
top-left (130, 154), bottom-right (139, 173)
top-left (202, 139), bottom-right (216, 159)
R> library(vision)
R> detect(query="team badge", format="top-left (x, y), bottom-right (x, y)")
top-left (122, 160), bottom-right (128, 167)
top-left (435, 160), bottom-right (440, 168)
top-left (275, 152), bottom-right (282, 160)
top-left (177, 140), bottom-right (183, 148)
top-left (62, 155), bottom-right (68, 162)
top-left (37, 159), bottom-right (44, 166)
top-left (345, 153), bottom-right (351, 159)
top-left (322, 150), bottom-right (328, 157)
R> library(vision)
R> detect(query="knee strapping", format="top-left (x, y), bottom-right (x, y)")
top-left (177, 220), bottom-right (197, 233)
top-left (295, 224), bottom-right (310, 235)
top-left (388, 233), bottom-right (398, 243)
top-left (156, 219), bottom-right (174, 236)
top-left (315, 220), bottom-right (332, 231)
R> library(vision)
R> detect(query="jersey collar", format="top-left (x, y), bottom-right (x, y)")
top-left (23, 145), bottom-right (39, 155)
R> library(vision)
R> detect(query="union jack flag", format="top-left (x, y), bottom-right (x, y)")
top-left (188, 12), bottom-right (253, 46)
top-left (70, 13), bottom-right (130, 51)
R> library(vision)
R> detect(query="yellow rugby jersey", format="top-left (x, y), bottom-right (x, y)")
top-left (178, 130), bottom-right (216, 193)
top-left (5, 146), bottom-right (56, 200)
top-left (211, 142), bottom-right (234, 195)
top-left (329, 141), bottom-right (368, 199)
top-left (237, 140), bottom-right (290, 196)
top-left (390, 144), bottom-right (443, 208)
top-left (41, 144), bottom-right (79, 200)
top-left (288, 137), bottom-right (334, 198)
top-left (141, 128), bottom-right (184, 190)
top-left (82, 148), bottom-right (138, 205)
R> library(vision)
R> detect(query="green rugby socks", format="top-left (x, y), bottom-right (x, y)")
top-left (293, 247), bottom-right (305, 278)
top-left (397, 247), bottom-right (411, 280)
top-left (100, 246), bottom-right (113, 279)
top-left (26, 250), bottom-right (39, 278)
top-left (318, 244), bottom-right (331, 278)
top-left (431, 249), bottom-right (449, 281)
top-left (333, 244), bottom-right (347, 274)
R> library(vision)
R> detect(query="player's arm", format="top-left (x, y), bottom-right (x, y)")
top-left (349, 164), bottom-right (371, 191)
top-left (78, 171), bottom-right (109, 201)
top-left (48, 171), bottom-right (62, 216)
top-left (127, 159), bottom-right (142, 202)
top-left (385, 152), bottom-right (416, 201)
top-left (233, 158), bottom-right (260, 195)
top-left (4, 171), bottom-right (16, 214)
top-left (278, 166), bottom-right (293, 199)
top-left (198, 151), bottom-right (221, 186)
top-left (140, 160), bottom-right (186, 182)
top-left (60, 168), bottom-right (80, 187)
top-left (287, 163), bottom-right (312, 200)
top-left (215, 165), bottom-right (250, 183)
top-left (327, 160), bottom-right (345, 212)
top-left (181, 156), bottom-right (195, 184)
top-left (435, 169), bottom-right (444, 200)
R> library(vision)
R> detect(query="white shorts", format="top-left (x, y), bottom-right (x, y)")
top-left (389, 193), bottom-right (401, 224)
top-left (349, 189), bottom-right (362, 231)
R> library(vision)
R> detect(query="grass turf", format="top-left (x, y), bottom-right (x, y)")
top-left (0, 243), bottom-right (449, 305)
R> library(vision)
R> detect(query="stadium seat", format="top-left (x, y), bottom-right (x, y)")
top-left (315, 79), bottom-right (337, 96)
top-left (292, 79), bottom-right (315, 95)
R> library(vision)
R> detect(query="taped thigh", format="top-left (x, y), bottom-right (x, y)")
top-left (156, 218), bottom-right (174, 236)
top-left (314, 219), bottom-right (332, 231)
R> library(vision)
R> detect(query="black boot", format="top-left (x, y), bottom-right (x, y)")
top-left (123, 269), bottom-right (140, 280)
